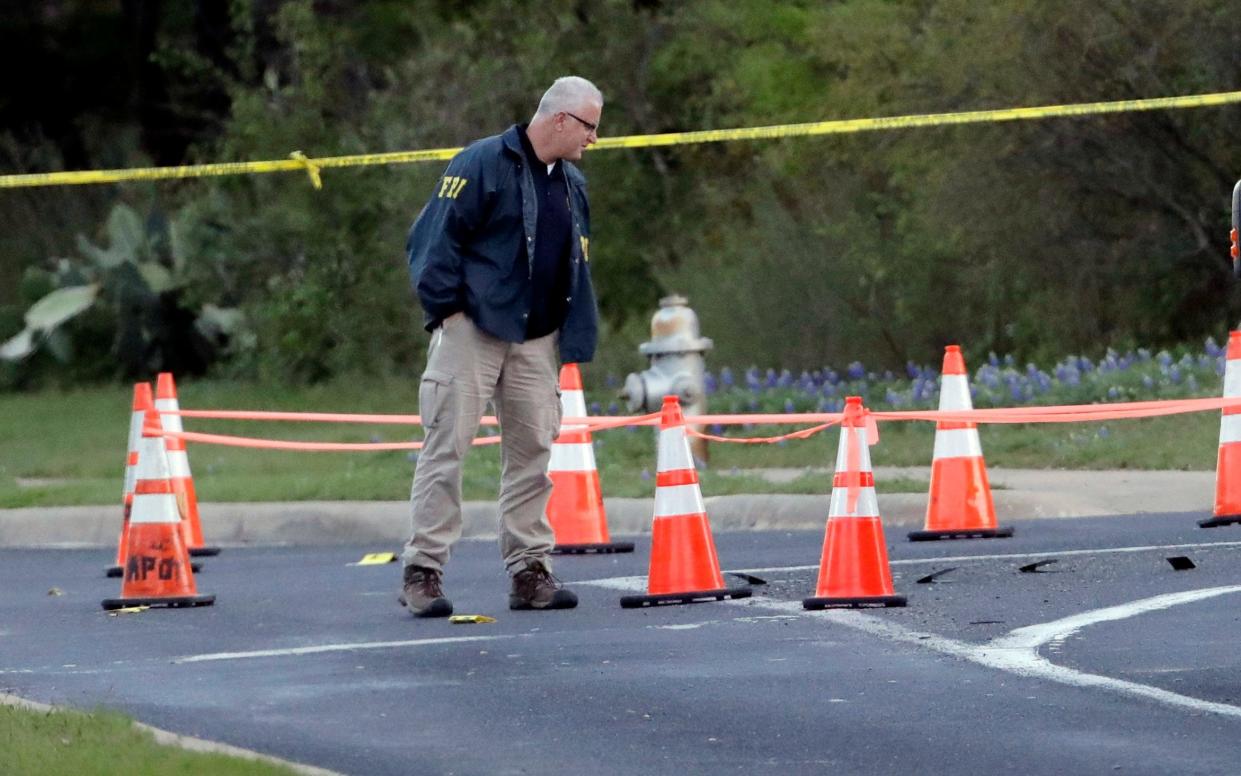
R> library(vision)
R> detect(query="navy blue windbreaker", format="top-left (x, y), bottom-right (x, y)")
top-left (406, 124), bottom-right (599, 364)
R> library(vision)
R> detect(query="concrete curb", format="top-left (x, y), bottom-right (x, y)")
top-left (0, 468), bottom-right (1216, 548)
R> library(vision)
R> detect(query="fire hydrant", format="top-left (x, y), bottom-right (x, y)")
top-left (621, 294), bottom-right (713, 463)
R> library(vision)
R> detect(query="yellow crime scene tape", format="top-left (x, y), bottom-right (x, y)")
top-left (1, 90), bottom-right (1239, 190)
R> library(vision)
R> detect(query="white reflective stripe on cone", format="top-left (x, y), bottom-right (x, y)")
top-left (657, 426), bottom-right (694, 472)
top-left (130, 492), bottom-right (180, 524)
top-left (562, 389), bottom-right (588, 416)
top-left (1220, 414), bottom-right (1241, 445)
top-left (166, 450), bottom-right (192, 477)
top-left (549, 443), bottom-right (598, 472)
top-left (940, 374), bottom-right (972, 410)
top-left (156, 398), bottom-right (185, 433)
top-left (654, 483), bottom-right (706, 518)
top-left (829, 486), bottom-right (879, 518)
top-left (559, 390), bottom-right (590, 434)
top-left (135, 435), bottom-right (171, 480)
top-left (1226, 364), bottom-right (1241, 397)
top-left (932, 428), bottom-right (984, 460)
top-left (832, 427), bottom-right (874, 472)
top-left (123, 410), bottom-right (144, 494)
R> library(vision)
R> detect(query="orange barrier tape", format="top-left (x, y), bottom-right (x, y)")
top-left (165, 429), bottom-right (502, 452)
top-left (153, 398), bottom-right (1241, 451)
top-left (685, 396), bottom-right (1241, 444)
top-left (174, 409), bottom-right (433, 424)
top-left (157, 412), bottom-right (662, 452)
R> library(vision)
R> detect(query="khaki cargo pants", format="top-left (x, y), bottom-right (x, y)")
top-left (402, 313), bottom-right (562, 575)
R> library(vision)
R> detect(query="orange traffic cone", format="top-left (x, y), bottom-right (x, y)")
top-left (1203, 331), bottom-right (1241, 528)
top-left (804, 396), bottom-right (906, 609)
top-left (102, 409), bottom-right (215, 610)
top-left (620, 396), bottom-right (750, 608)
top-left (106, 383), bottom-right (153, 578)
top-left (908, 345), bottom-right (1013, 541)
top-left (547, 364), bottom-right (634, 554)
top-left (155, 373), bottom-right (220, 556)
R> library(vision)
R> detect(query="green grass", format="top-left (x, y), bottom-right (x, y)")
top-left (0, 703), bottom-right (299, 775)
top-left (0, 378), bottom-right (1220, 508)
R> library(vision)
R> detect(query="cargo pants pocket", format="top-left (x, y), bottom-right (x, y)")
top-left (419, 369), bottom-right (455, 431)
top-left (549, 386), bottom-right (564, 443)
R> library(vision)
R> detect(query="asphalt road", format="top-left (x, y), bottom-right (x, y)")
top-left (4, 513), bottom-right (1241, 775)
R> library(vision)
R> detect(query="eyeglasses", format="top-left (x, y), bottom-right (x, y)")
top-left (563, 111), bottom-right (599, 134)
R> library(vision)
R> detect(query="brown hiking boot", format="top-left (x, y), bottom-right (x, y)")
top-left (399, 565), bottom-right (452, 618)
top-left (509, 560), bottom-right (578, 610)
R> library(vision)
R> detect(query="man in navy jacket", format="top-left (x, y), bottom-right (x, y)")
top-left (401, 77), bottom-right (602, 617)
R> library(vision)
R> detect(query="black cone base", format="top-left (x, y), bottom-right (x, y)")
top-left (803, 594), bottom-right (907, 610)
top-left (107, 561), bottom-right (201, 578)
top-left (1199, 514), bottom-right (1241, 528)
top-left (188, 546), bottom-right (221, 557)
top-left (908, 526), bottom-right (1014, 542)
top-left (620, 585), bottom-right (751, 609)
top-left (101, 594), bottom-right (215, 610)
top-left (552, 541), bottom-right (635, 555)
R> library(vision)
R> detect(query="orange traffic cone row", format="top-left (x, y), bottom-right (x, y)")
top-left (908, 345), bottom-right (1013, 541)
top-left (620, 396), bottom-right (751, 608)
top-left (106, 383), bottom-right (153, 578)
top-left (102, 409), bottom-right (215, 610)
top-left (1203, 331), bottom-right (1241, 528)
top-left (547, 364), bottom-right (633, 554)
top-left (156, 373), bottom-right (220, 556)
top-left (804, 396), bottom-right (906, 609)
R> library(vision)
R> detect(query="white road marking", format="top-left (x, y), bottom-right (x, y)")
top-left (175, 635), bottom-right (509, 664)
top-left (579, 574), bottom-right (1241, 718)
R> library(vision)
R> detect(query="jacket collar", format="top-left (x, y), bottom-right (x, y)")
top-left (500, 124), bottom-right (526, 159)
top-left (501, 123), bottom-right (585, 187)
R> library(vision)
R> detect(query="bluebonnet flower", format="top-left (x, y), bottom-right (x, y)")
top-left (846, 361), bottom-right (865, 380)
top-left (703, 372), bottom-right (717, 395)
top-left (720, 367), bottom-right (734, 388)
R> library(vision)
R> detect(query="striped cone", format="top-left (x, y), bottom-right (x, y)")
top-left (106, 383), bottom-right (153, 577)
top-left (547, 364), bottom-right (634, 554)
top-left (101, 409), bottom-right (215, 610)
top-left (1203, 331), bottom-right (1241, 528)
top-left (804, 397), bottom-right (906, 609)
top-left (908, 345), bottom-right (1013, 541)
top-left (620, 396), bottom-right (751, 608)
top-left (156, 373), bottom-right (220, 557)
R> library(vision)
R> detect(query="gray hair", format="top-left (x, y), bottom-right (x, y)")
top-left (534, 76), bottom-right (603, 117)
